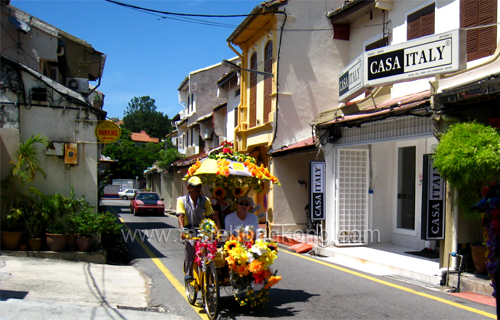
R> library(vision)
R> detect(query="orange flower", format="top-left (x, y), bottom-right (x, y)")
top-left (235, 263), bottom-right (249, 276)
top-left (225, 255), bottom-right (236, 266)
top-left (264, 276), bottom-right (282, 289)
top-left (248, 260), bottom-right (263, 273)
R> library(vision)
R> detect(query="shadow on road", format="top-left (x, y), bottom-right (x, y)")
top-left (217, 287), bottom-right (319, 318)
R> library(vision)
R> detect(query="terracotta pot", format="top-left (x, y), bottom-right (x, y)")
top-left (1, 231), bottom-right (23, 250)
top-left (76, 236), bottom-right (94, 252)
top-left (67, 234), bottom-right (77, 251)
top-left (46, 233), bottom-right (68, 252)
top-left (20, 244), bottom-right (27, 251)
top-left (28, 238), bottom-right (42, 251)
top-left (471, 244), bottom-right (487, 274)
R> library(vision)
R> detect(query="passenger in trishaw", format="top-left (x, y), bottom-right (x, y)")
top-left (224, 195), bottom-right (259, 237)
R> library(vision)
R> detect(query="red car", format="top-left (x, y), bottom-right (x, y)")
top-left (130, 192), bottom-right (165, 216)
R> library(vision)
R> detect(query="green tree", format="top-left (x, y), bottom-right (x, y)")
top-left (102, 128), bottom-right (167, 180)
top-left (122, 96), bottom-right (173, 138)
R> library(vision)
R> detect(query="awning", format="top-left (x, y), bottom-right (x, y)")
top-left (317, 90), bottom-right (431, 128)
top-left (270, 137), bottom-right (316, 157)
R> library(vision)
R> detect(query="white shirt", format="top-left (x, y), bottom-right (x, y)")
top-left (224, 211), bottom-right (259, 235)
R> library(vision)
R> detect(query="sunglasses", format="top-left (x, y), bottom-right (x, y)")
top-left (239, 202), bottom-right (250, 206)
top-left (189, 185), bottom-right (202, 189)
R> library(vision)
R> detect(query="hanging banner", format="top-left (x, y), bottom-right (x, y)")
top-left (310, 161), bottom-right (326, 221)
top-left (421, 154), bottom-right (445, 240)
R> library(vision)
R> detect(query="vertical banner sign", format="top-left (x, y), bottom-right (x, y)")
top-left (421, 154), bottom-right (445, 240)
top-left (310, 161), bottom-right (326, 221)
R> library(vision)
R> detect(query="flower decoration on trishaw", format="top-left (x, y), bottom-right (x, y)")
top-left (185, 141), bottom-right (282, 308)
top-left (184, 141), bottom-right (281, 212)
top-left (224, 227), bottom-right (281, 307)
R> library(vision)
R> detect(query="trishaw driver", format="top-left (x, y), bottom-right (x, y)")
top-left (177, 176), bottom-right (216, 281)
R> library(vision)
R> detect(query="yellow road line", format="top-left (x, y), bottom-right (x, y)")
top-left (282, 249), bottom-right (496, 319)
top-left (119, 218), bottom-right (207, 320)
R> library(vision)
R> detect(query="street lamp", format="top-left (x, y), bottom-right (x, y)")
top-left (221, 59), bottom-right (274, 77)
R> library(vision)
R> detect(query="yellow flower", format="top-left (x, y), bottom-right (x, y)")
top-left (212, 186), bottom-right (226, 199)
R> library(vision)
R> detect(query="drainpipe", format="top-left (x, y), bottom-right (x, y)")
top-left (452, 188), bottom-right (459, 270)
top-left (227, 42), bottom-right (244, 152)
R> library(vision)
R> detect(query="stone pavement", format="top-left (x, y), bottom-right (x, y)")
top-left (0, 255), bottom-right (182, 319)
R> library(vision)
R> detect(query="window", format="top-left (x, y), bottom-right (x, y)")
top-left (461, 0), bottom-right (497, 61)
top-left (264, 41), bottom-right (273, 123)
top-left (249, 52), bottom-right (257, 128)
top-left (187, 93), bottom-right (196, 114)
top-left (407, 4), bottom-right (435, 40)
top-left (365, 37), bottom-right (389, 51)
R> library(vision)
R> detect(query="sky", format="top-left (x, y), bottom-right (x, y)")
top-left (12, 0), bottom-right (260, 119)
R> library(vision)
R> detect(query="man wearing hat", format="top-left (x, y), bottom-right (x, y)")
top-left (224, 195), bottom-right (259, 235)
top-left (177, 176), bottom-right (216, 281)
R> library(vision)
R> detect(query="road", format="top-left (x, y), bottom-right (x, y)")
top-left (102, 200), bottom-right (497, 319)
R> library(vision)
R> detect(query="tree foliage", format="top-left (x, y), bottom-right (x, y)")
top-left (102, 128), bottom-right (182, 180)
top-left (433, 121), bottom-right (500, 219)
top-left (122, 96), bottom-right (173, 139)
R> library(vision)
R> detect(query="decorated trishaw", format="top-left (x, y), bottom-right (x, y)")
top-left (181, 141), bottom-right (281, 319)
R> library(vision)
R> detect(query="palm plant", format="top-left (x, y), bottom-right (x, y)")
top-left (1, 134), bottom-right (48, 231)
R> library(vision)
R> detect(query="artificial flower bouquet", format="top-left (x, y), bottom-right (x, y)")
top-left (224, 227), bottom-right (281, 307)
top-left (193, 219), bottom-right (218, 267)
top-left (474, 182), bottom-right (500, 296)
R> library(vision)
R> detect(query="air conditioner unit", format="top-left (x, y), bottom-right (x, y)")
top-left (66, 77), bottom-right (89, 93)
top-left (204, 128), bottom-right (213, 140)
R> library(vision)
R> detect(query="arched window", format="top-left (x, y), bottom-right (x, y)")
top-left (264, 41), bottom-right (273, 123)
top-left (249, 52), bottom-right (257, 128)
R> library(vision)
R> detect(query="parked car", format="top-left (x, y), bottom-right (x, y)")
top-left (118, 188), bottom-right (139, 200)
top-left (130, 192), bottom-right (165, 216)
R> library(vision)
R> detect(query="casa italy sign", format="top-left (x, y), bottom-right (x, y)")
top-left (95, 121), bottom-right (121, 143)
top-left (310, 161), bottom-right (326, 221)
top-left (338, 29), bottom-right (466, 103)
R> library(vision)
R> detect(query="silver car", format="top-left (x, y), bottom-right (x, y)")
top-left (118, 188), bottom-right (139, 200)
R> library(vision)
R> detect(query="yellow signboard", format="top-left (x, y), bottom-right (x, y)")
top-left (95, 121), bottom-right (121, 143)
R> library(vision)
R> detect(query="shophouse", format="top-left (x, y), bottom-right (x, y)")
top-left (227, 0), bottom-right (345, 229)
top-left (147, 60), bottom-right (236, 209)
top-left (313, 0), bottom-right (494, 270)
top-left (0, 2), bottom-right (107, 208)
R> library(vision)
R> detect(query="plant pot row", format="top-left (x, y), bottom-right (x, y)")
top-left (1, 231), bottom-right (93, 252)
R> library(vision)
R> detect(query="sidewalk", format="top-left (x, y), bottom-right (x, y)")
top-left (0, 255), bottom-right (181, 319)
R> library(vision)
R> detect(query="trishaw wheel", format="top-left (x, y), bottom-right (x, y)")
top-left (203, 262), bottom-right (220, 320)
top-left (184, 265), bottom-right (198, 305)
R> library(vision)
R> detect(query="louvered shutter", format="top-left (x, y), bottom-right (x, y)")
top-left (407, 6), bottom-right (435, 40)
top-left (461, 0), bottom-right (497, 61)
top-left (250, 53), bottom-right (257, 128)
top-left (264, 41), bottom-right (273, 123)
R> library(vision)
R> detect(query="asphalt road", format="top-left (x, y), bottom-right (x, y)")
top-left (103, 200), bottom-right (497, 320)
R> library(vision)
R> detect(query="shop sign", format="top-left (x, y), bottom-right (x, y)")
top-left (365, 29), bottom-right (466, 87)
top-left (338, 54), bottom-right (364, 103)
top-left (95, 121), bottom-right (121, 143)
top-left (310, 161), bottom-right (326, 221)
top-left (421, 154), bottom-right (445, 240)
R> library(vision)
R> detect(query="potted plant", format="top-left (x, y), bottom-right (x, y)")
top-left (1, 134), bottom-right (48, 250)
top-left (23, 188), bottom-right (50, 251)
top-left (433, 121), bottom-right (500, 274)
top-left (1, 207), bottom-right (24, 250)
top-left (43, 193), bottom-right (69, 252)
top-left (72, 206), bottom-right (99, 252)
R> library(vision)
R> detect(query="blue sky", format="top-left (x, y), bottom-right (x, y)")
top-left (12, 0), bottom-right (259, 119)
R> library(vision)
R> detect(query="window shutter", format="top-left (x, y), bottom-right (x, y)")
top-left (407, 4), bottom-right (435, 40)
top-left (264, 41), bottom-right (273, 123)
top-left (461, 0), bottom-right (497, 61)
top-left (250, 53), bottom-right (257, 128)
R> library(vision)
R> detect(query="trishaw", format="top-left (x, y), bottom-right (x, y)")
top-left (181, 141), bottom-right (281, 320)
